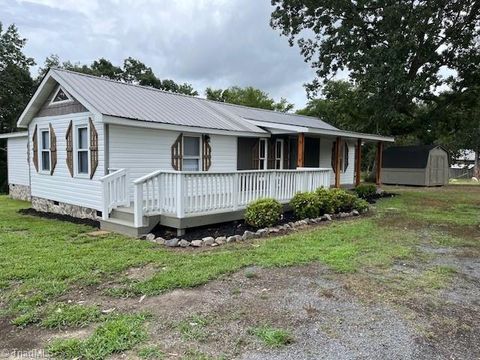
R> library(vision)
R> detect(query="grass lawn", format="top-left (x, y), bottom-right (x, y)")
top-left (0, 185), bottom-right (479, 359)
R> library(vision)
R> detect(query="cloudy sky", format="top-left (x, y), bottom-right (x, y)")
top-left (1, 0), bottom-right (319, 109)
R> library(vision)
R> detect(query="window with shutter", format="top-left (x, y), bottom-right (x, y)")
top-left (89, 118), bottom-right (98, 179)
top-left (32, 125), bottom-right (39, 172)
top-left (171, 134), bottom-right (213, 171)
top-left (202, 135), bottom-right (212, 171)
top-left (171, 134), bottom-right (183, 170)
top-left (65, 121), bottom-right (74, 177)
top-left (40, 128), bottom-right (51, 172)
top-left (49, 123), bottom-right (57, 175)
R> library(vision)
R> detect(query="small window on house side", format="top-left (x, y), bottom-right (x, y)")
top-left (41, 129), bottom-right (50, 171)
top-left (77, 126), bottom-right (89, 175)
top-left (183, 136), bottom-right (201, 171)
top-left (259, 139), bottom-right (268, 170)
top-left (275, 139), bottom-right (284, 169)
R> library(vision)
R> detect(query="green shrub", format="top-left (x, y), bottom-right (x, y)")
top-left (244, 198), bottom-right (282, 228)
top-left (354, 184), bottom-right (377, 199)
top-left (353, 198), bottom-right (369, 213)
top-left (290, 192), bottom-right (321, 219)
top-left (329, 189), bottom-right (358, 213)
top-left (314, 188), bottom-right (335, 215)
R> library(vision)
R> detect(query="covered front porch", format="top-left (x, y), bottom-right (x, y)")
top-left (99, 129), bottom-right (391, 237)
top-left (100, 167), bottom-right (331, 236)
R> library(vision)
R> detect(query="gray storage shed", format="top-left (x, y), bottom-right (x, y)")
top-left (382, 145), bottom-right (449, 186)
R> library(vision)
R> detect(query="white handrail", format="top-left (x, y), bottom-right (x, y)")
top-left (100, 168), bottom-right (129, 220)
top-left (132, 168), bottom-right (332, 228)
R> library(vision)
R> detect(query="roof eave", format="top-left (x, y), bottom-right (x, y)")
top-left (244, 119), bottom-right (394, 142)
top-left (0, 131), bottom-right (29, 139)
top-left (103, 115), bottom-right (269, 137)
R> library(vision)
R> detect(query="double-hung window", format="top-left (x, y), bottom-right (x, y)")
top-left (76, 126), bottom-right (89, 175)
top-left (258, 139), bottom-right (268, 169)
top-left (41, 129), bottom-right (51, 172)
top-left (183, 136), bottom-right (201, 171)
top-left (275, 139), bottom-right (284, 169)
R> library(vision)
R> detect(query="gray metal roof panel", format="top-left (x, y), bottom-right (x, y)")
top-left (208, 101), bottom-right (339, 131)
top-left (53, 69), bottom-right (265, 134)
top-left (52, 68), bottom-right (338, 134)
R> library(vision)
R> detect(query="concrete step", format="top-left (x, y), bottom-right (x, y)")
top-left (100, 213), bottom-right (162, 238)
top-left (111, 207), bottom-right (135, 222)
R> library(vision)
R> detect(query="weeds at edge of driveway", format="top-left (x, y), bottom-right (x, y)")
top-left (47, 313), bottom-right (150, 360)
top-left (248, 325), bottom-right (294, 347)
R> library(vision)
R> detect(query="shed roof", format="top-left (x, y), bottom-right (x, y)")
top-left (382, 145), bottom-right (446, 169)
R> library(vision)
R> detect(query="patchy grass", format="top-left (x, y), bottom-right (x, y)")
top-left (177, 314), bottom-right (210, 342)
top-left (0, 196), bottom-right (414, 324)
top-left (378, 186), bottom-right (480, 226)
top-left (138, 345), bottom-right (165, 359)
top-left (1, 185), bottom-right (479, 358)
top-left (41, 303), bottom-right (101, 329)
top-left (47, 313), bottom-right (149, 359)
top-left (248, 325), bottom-right (294, 347)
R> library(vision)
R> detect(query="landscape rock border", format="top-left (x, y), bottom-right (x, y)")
top-left (142, 209), bottom-right (365, 248)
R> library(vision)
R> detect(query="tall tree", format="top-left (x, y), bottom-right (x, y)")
top-left (271, 0), bottom-right (480, 136)
top-left (205, 86), bottom-right (294, 112)
top-left (39, 55), bottom-right (198, 96)
top-left (0, 23), bottom-right (35, 192)
top-left (297, 80), bottom-right (373, 132)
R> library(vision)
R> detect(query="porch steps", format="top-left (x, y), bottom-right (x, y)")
top-left (100, 206), bottom-right (160, 238)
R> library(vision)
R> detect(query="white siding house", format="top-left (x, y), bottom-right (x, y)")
top-left (2, 68), bottom-right (393, 236)
top-left (7, 136), bottom-right (29, 187)
top-left (28, 112), bottom-right (105, 214)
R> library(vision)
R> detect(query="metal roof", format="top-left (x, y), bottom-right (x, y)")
top-left (208, 101), bottom-right (338, 131)
top-left (52, 68), bottom-right (338, 133)
top-left (382, 145), bottom-right (446, 168)
top-left (52, 69), bottom-right (265, 134)
top-left (18, 69), bottom-right (392, 142)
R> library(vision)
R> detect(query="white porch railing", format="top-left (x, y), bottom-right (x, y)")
top-left (100, 168), bottom-right (129, 220)
top-left (132, 168), bottom-right (331, 227)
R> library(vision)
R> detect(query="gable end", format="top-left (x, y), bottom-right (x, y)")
top-left (35, 85), bottom-right (88, 118)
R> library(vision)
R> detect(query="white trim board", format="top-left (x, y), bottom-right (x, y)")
top-left (0, 132), bottom-right (28, 139)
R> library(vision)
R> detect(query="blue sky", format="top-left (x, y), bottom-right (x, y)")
top-left (1, 0), bottom-right (320, 109)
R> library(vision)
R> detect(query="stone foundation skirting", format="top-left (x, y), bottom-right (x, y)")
top-left (9, 184), bottom-right (31, 201)
top-left (31, 197), bottom-right (99, 220)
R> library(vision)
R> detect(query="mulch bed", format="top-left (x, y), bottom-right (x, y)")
top-left (364, 191), bottom-right (397, 204)
top-left (18, 208), bottom-right (100, 228)
top-left (150, 211), bottom-right (298, 241)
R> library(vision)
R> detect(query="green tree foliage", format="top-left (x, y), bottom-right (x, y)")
top-left (206, 86), bottom-right (294, 112)
top-left (271, 0), bottom-right (480, 137)
top-left (0, 23), bottom-right (35, 192)
top-left (39, 55), bottom-right (198, 96)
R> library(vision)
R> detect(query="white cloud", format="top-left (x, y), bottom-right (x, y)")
top-left (1, 0), bottom-right (315, 108)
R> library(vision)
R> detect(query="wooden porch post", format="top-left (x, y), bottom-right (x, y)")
top-left (335, 137), bottom-right (341, 188)
top-left (355, 138), bottom-right (362, 187)
top-left (297, 133), bottom-right (305, 168)
top-left (375, 141), bottom-right (384, 186)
